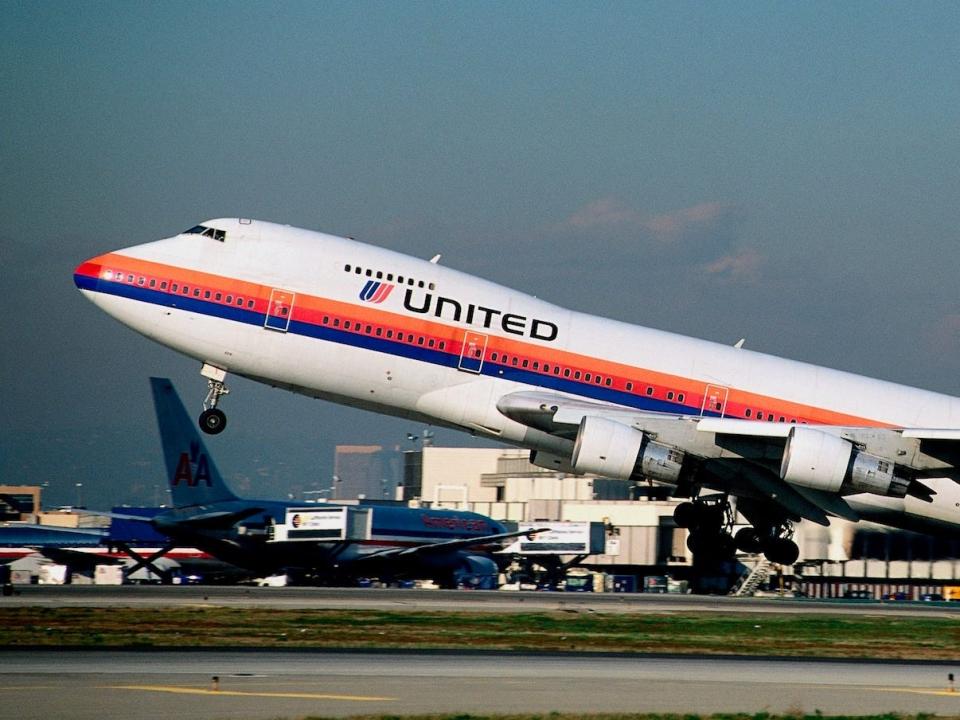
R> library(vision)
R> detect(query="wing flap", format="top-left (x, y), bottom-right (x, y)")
top-left (697, 418), bottom-right (794, 438)
top-left (902, 429), bottom-right (960, 440)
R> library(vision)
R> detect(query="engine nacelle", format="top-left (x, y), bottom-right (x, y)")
top-left (780, 426), bottom-right (909, 497)
top-left (571, 416), bottom-right (684, 483)
top-left (638, 440), bottom-right (686, 484)
top-left (848, 452), bottom-right (910, 497)
top-left (529, 450), bottom-right (576, 474)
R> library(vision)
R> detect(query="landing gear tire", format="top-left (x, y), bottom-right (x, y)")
top-left (199, 408), bottom-right (227, 435)
top-left (763, 537), bottom-right (799, 565)
top-left (698, 506), bottom-right (725, 533)
top-left (734, 527), bottom-right (765, 554)
top-left (674, 502), bottom-right (698, 528)
top-left (687, 530), bottom-right (736, 561)
top-left (714, 531), bottom-right (736, 559)
top-left (674, 501), bottom-right (724, 532)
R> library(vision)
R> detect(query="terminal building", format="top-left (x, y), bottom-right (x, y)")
top-left (396, 446), bottom-right (960, 598)
top-left (5, 453), bottom-right (960, 596)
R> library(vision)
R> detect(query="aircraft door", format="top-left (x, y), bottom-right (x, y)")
top-left (700, 384), bottom-right (729, 417)
top-left (458, 331), bottom-right (488, 374)
top-left (265, 288), bottom-right (296, 332)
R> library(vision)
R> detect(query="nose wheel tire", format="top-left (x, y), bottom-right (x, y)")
top-left (199, 408), bottom-right (227, 435)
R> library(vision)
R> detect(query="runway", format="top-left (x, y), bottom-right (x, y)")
top-left (2, 649), bottom-right (960, 719)
top-left (7, 584), bottom-right (960, 617)
top-left (4, 587), bottom-right (959, 718)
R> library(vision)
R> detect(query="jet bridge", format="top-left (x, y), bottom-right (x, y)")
top-left (269, 506), bottom-right (372, 543)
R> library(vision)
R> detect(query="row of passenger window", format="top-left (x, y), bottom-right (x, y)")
top-left (110, 262), bottom-right (808, 422)
top-left (487, 348), bottom-right (808, 422)
top-left (321, 315), bottom-right (447, 351)
top-left (489, 351), bottom-right (616, 387)
top-left (490, 350), bottom-right (691, 403)
top-left (105, 269), bottom-right (255, 309)
top-left (744, 408), bottom-right (803, 423)
top-left (344, 263), bottom-right (435, 290)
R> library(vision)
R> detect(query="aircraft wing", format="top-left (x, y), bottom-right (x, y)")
top-left (356, 527), bottom-right (548, 562)
top-left (154, 507), bottom-right (266, 531)
top-left (0, 525), bottom-right (111, 569)
top-left (496, 390), bottom-right (944, 524)
top-left (90, 507), bottom-right (266, 530)
top-left (0, 524), bottom-right (107, 546)
top-left (37, 546), bottom-right (124, 570)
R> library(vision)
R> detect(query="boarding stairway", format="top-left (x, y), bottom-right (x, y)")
top-left (729, 558), bottom-right (772, 596)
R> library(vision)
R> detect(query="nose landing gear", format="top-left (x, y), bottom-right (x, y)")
top-left (199, 407), bottom-right (227, 434)
top-left (199, 363), bottom-right (230, 435)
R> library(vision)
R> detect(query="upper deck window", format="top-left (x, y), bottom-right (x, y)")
top-left (184, 225), bottom-right (226, 242)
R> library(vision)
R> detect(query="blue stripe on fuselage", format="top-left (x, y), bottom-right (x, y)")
top-left (80, 277), bottom-right (707, 418)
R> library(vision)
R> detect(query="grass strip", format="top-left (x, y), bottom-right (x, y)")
top-left (1, 608), bottom-right (959, 659)
top-left (297, 714), bottom-right (948, 720)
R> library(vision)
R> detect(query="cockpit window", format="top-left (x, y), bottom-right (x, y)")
top-left (184, 225), bottom-right (226, 242)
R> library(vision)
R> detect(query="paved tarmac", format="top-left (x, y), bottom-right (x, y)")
top-left (6, 584), bottom-right (960, 617)
top-left (2, 649), bottom-right (960, 719)
top-left (4, 586), bottom-right (959, 718)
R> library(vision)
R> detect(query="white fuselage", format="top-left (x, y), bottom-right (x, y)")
top-left (73, 218), bottom-right (960, 543)
top-left (75, 218), bottom-right (960, 443)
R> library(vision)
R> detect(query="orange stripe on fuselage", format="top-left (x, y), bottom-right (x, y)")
top-left (94, 252), bottom-right (886, 429)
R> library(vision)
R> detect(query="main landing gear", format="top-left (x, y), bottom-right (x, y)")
top-left (674, 496), bottom-right (736, 562)
top-left (731, 523), bottom-right (799, 565)
top-left (674, 496), bottom-right (800, 565)
top-left (199, 363), bottom-right (230, 435)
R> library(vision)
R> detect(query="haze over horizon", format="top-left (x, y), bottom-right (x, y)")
top-left (4, 2), bottom-right (960, 509)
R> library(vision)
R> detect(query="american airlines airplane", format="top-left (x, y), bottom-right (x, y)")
top-left (129, 377), bottom-right (528, 585)
top-left (74, 218), bottom-right (960, 565)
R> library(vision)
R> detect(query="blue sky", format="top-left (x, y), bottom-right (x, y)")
top-left (3, 2), bottom-right (960, 508)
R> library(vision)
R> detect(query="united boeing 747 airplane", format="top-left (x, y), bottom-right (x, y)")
top-left (74, 219), bottom-right (960, 564)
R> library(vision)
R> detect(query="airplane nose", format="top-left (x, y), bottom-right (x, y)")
top-left (74, 256), bottom-right (104, 292)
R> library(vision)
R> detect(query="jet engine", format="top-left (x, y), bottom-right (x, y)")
top-left (529, 450), bottom-right (576, 474)
top-left (780, 426), bottom-right (910, 497)
top-left (571, 416), bottom-right (684, 483)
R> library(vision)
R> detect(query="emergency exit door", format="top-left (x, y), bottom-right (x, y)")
top-left (458, 331), bottom-right (488, 373)
top-left (700, 384), bottom-right (729, 417)
top-left (264, 288), bottom-right (295, 332)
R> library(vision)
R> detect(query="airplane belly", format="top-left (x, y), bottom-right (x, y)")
top-left (148, 305), bottom-right (244, 366)
top-left (84, 291), bottom-right (163, 341)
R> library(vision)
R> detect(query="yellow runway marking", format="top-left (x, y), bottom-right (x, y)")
top-left (106, 685), bottom-right (394, 701)
top-left (878, 687), bottom-right (960, 698)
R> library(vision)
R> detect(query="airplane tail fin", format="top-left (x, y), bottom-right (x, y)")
top-left (150, 377), bottom-right (239, 507)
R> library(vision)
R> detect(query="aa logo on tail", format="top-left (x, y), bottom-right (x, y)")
top-left (172, 441), bottom-right (212, 487)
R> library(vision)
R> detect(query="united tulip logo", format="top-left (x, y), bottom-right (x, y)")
top-left (359, 280), bottom-right (394, 303)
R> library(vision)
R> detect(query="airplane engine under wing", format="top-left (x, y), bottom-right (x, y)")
top-left (529, 450), bottom-right (577, 474)
top-left (572, 415), bottom-right (684, 483)
top-left (780, 426), bottom-right (910, 497)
